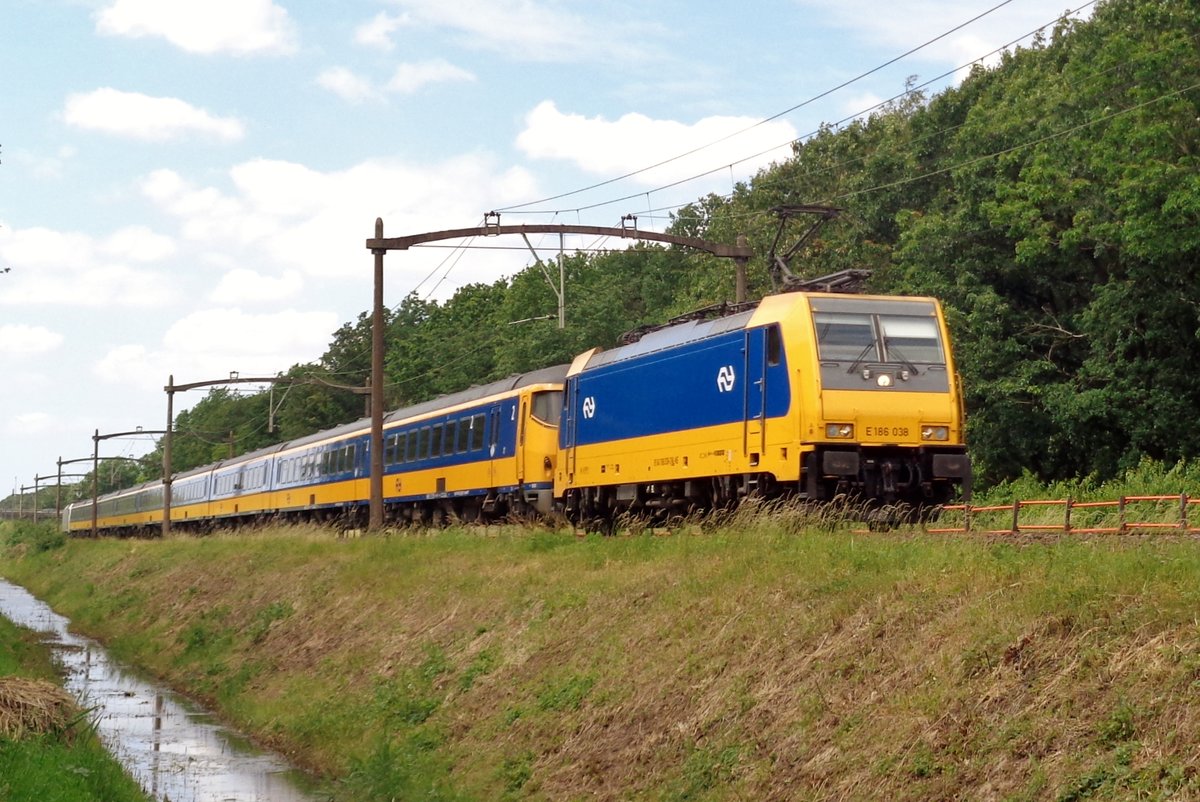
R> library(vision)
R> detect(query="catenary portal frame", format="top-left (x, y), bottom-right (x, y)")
top-left (364, 218), bottom-right (753, 531)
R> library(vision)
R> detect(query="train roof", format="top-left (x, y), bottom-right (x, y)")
top-left (585, 309), bottom-right (757, 371)
top-left (582, 292), bottom-right (944, 372)
top-left (76, 364), bottom-right (572, 509)
top-left (382, 363), bottom-right (569, 425)
top-left (212, 363), bottom-right (571, 458)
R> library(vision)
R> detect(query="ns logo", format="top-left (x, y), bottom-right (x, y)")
top-left (716, 365), bottom-right (736, 393)
top-left (582, 396), bottom-right (597, 419)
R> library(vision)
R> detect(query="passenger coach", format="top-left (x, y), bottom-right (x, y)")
top-left (64, 365), bottom-right (569, 534)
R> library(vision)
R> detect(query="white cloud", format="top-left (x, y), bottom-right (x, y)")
top-left (355, 12), bottom-right (408, 50)
top-left (516, 101), bottom-right (797, 186)
top-left (94, 308), bottom-right (340, 390)
top-left (0, 226), bottom-right (94, 271)
top-left (138, 156), bottom-right (540, 283)
top-left (0, 324), bottom-right (64, 357)
top-left (381, 0), bottom-right (653, 63)
top-left (386, 60), bottom-right (475, 94)
top-left (95, 0), bottom-right (298, 56)
top-left (839, 92), bottom-right (887, 120)
top-left (8, 145), bottom-right (78, 180)
top-left (64, 88), bottom-right (245, 142)
top-left (790, 1), bottom-right (1093, 80)
top-left (317, 67), bottom-right (380, 103)
top-left (0, 224), bottom-right (177, 308)
top-left (1, 264), bottom-right (175, 309)
top-left (4, 412), bottom-right (54, 436)
top-left (101, 226), bottom-right (177, 262)
top-left (210, 268), bottom-right (304, 304)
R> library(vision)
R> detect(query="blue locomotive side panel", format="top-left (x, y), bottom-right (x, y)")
top-left (564, 325), bottom-right (791, 448)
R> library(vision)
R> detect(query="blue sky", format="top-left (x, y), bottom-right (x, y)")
top-left (0, 0), bottom-right (1093, 498)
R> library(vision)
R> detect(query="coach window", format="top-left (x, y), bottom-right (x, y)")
top-left (470, 414), bottom-right (486, 451)
top-left (431, 424), bottom-right (443, 457)
top-left (444, 420), bottom-right (457, 455)
top-left (531, 390), bottom-right (564, 426)
top-left (417, 426), bottom-right (430, 460)
top-left (346, 444), bottom-right (356, 472)
top-left (456, 417), bottom-right (470, 452)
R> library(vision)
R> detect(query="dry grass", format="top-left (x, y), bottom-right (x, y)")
top-left (0, 676), bottom-right (83, 742)
top-left (6, 520), bottom-right (1200, 800)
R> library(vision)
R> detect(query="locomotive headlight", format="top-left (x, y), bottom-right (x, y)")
top-left (922, 425), bottom-right (949, 441)
top-left (825, 423), bottom-right (854, 439)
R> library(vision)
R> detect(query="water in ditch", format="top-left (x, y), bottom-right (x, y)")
top-left (0, 578), bottom-right (326, 802)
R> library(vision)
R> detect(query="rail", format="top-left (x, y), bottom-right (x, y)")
top-left (925, 494), bottom-right (1199, 535)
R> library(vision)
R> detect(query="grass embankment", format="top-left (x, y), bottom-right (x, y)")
top-left (3, 512), bottom-right (1200, 801)
top-left (0, 598), bottom-right (151, 802)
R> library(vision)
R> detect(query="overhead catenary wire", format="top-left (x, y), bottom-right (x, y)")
top-left (493, 0), bottom-right (1028, 214)
top-left (419, 76), bottom-right (1200, 246)
top-left (561, 1), bottom-right (1179, 229)
top-left (505, 0), bottom-right (1101, 221)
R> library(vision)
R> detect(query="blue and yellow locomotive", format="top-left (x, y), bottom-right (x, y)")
top-left (557, 292), bottom-right (971, 523)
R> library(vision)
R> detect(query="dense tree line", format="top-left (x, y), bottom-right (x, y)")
top-left (93, 0), bottom-right (1198, 496)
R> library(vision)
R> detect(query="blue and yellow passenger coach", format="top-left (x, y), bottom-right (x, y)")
top-left (556, 292), bottom-right (971, 522)
top-left (64, 364), bottom-right (569, 534)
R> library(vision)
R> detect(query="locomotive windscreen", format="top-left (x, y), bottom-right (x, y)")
top-left (810, 297), bottom-right (949, 392)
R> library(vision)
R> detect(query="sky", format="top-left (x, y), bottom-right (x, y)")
top-left (0, 0), bottom-right (1095, 500)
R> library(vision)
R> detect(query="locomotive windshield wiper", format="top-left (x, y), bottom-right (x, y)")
top-left (846, 341), bottom-right (878, 375)
top-left (885, 344), bottom-right (920, 376)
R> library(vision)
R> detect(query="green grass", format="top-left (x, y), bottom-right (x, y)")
top-left (4, 500), bottom-right (1200, 800)
top-left (0, 612), bottom-right (151, 802)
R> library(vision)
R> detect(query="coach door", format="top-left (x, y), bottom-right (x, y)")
top-left (516, 397), bottom-right (527, 486)
top-left (562, 378), bottom-right (579, 485)
top-left (487, 405), bottom-right (501, 487)
top-left (742, 326), bottom-right (774, 465)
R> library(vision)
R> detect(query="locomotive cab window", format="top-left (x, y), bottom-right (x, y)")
top-left (766, 325), bottom-right (782, 366)
top-left (531, 390), bottom-right (564, 426)
top-left (879, 315), bottom-right (943, 364)
top-left (814, 312), bottom-right (876, 362)
top-left (814, 311), bottom-right (946, 366)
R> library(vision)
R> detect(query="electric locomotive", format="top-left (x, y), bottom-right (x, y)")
top-left (556, 292), bottom-right (971, 524)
